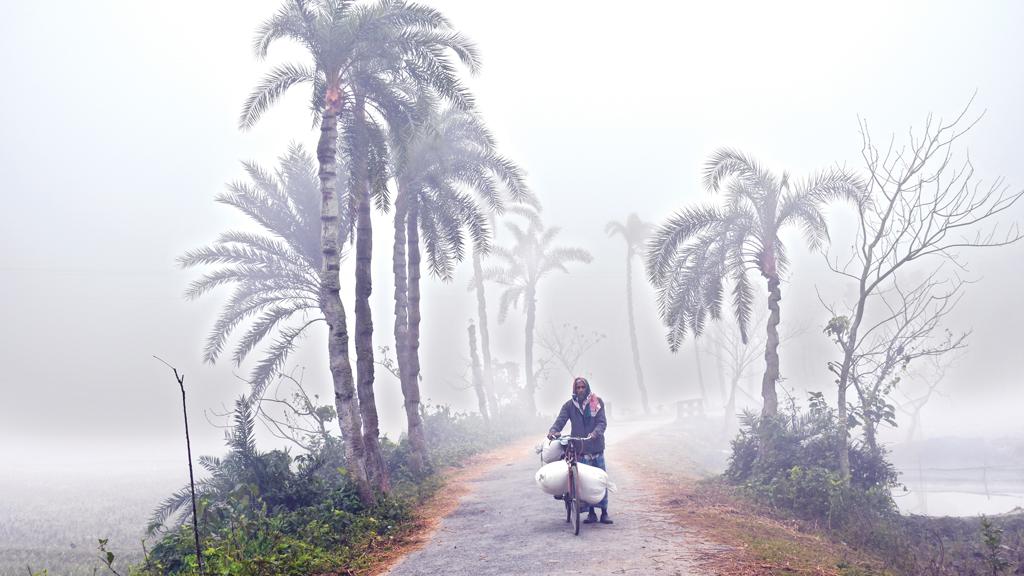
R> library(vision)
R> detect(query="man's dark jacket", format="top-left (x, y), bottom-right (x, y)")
top-left (548, 397), bottom-right (607, 455)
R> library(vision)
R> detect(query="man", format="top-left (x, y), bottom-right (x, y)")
top-left (547, 376), bottom-right (613, 524)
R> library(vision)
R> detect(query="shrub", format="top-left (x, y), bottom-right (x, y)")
top-left (724, 393), bottom-right (898, 529)
top-left (134, 400), bottom-right (530, 575)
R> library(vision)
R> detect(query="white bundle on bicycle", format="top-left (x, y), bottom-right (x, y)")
top-left (535, 438), bottom-right (564, 464)
top-left (535, 461), bottom-right (615, 505)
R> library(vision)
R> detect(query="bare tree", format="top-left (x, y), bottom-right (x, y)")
top-left (255, 369), bottom-right (337, 453)
top-left (825, 100), bottom-right (1024, 479)
top-left (894, 353), bottom-right (956, 443)
top-left (825, 271), bottom-right (968, 459)
top-left (536, 322), bottom-right (606, 380)
top-left (706, 311), bottom-right (765, 434)
top-left (706, 306), bottom-right (804, 436)
top-left (691, 338), bottom-right (708, 405)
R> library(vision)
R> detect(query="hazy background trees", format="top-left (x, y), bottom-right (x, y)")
top-left (481, 210), bottom-right (592, 414)
top-left (5, 0), bottom-right (1024, 483)
top-left (645, 150), bottom-right (863, 417)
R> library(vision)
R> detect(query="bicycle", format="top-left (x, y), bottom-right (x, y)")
top-left (550, 434), bottom-right (590, 535)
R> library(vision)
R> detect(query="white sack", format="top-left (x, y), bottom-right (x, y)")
top-left (576, 462), bottom-right (612, 505)
top-left (535, 461), bottom-right (569, 496)
top-left (538, 439), bottom-right (564, 464)
top-left (535, 461), bottom-right (616, 504)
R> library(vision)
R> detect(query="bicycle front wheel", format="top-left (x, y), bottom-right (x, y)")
top-left (569, 465), bottom-right (581, 535)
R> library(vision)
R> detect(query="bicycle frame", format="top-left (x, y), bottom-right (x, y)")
top-left (556, 435), bottom-right (588, 535)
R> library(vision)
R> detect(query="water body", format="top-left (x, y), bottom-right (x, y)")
top-left (895, 467), bottom-right (1024, 516)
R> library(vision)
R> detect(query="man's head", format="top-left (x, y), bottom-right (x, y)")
top-left (573, 377), bottom-right (590, 401)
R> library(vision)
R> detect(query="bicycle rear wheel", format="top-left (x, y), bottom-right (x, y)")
top-left (569, 465), bottom-right (581, 535)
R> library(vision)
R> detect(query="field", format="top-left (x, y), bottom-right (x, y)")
top-left (0, 462), bottom-right (182, 575)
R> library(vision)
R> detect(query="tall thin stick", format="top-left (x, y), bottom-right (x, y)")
top-left (154, 356), bottom-right (204, 574)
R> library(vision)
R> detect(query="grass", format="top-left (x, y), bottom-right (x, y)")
top-left (617, 421), bottom-right (896, 576)
top-left (1, 410), bottom-right (547, 576)
top-left (0, 466), bottom-right (182, 576)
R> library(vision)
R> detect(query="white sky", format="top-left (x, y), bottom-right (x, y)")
top-left (2, 1), bottom-right (1023, 465)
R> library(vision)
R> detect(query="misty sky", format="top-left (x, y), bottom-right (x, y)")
top-left (2, 1), bottom-right (1023, 465)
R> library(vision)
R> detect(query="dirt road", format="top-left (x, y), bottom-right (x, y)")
top-left (384, 420), bottom-right (707, 576)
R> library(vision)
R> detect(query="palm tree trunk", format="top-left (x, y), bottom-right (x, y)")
top-left (761, 275), bottom-right (781, 418)
top-left (468, 322), bottom-right (489, 423)
top-left (391, 189), bottom-right (426, 475)
top-left (352, 96), bottom-right (388, 493)
top-left (625, 253), bottom-right (650, 415)
top-left (472, 248), bottom-right (499, 417)
top-left (405, 202), bottom-right (429, 469)
top-left (316, 106), bottom-right (372, 505)
top-left (524, 285), bottom-right (538, 415)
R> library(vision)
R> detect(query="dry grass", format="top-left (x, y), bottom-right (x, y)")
top-left (617, 423), bottom-right (894, 576)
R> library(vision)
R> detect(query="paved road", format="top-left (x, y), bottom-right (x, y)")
top-left (385, 420), bottom-right (705, 576)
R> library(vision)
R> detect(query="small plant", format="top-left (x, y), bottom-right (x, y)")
top-left (980, 515), bottom-right (1010, 576)
top-left (97, 538), bottom-right (123, 575)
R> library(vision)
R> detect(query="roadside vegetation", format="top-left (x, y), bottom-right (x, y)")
top-left (640, 101), bottom-right (1024, 574)
top-left (24, 392), bottom-right (541, 576)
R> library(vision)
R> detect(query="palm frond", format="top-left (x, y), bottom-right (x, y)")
top-left (703, 148), bottom-right (770, 195)
top-left (240, 63), bottom-right (316, 130)
top-left (147, 479), bottom-right (215, 535)
top-left (798, 168), bottom-right (866, 207)
top-left (247, 318), bottom-right (324, 400)
top-left (232, 302), bottom-right (320, 367)
top-left (645, 205), bottom-right (724, 285)
top-left (541, 247), bottom-right (593, 276)
top-left (205, 286), bottom-right (317, 364)
top-left (228, 395), bottom-right (260, 464)
top-left (496, 286), bottom-right (524, 323)
top-left (731, 262), bottom-right (755, 344)
top-left (252, 0), bottom-right (321, 59)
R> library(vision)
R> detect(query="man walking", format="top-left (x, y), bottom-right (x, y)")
top-left (547, 376), bottom-right (612, 524)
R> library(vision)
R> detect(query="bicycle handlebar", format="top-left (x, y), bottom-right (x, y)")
top-left (556, 435), bottom-right (589, 445)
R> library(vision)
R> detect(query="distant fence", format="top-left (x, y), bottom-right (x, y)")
top-left (676, 399), bottom-right (705, 421)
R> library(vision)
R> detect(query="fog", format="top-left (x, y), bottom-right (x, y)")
top-left (2, 0), bottom-right (1023, 511)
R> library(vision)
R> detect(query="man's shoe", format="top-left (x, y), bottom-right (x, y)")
top-left (553, 494), bottom-right (564, 500)
top-left (599, 511), bottom-right (614, 524)
top-left (583, 511), bottom-right (598, 524)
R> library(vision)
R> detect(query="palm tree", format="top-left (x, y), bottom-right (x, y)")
top-left (179, 144), bottom-right (339, 403)
top-left (471, 243), bottom-right (500, 414)
top-left (605, 213), bottom-right (653, 415)
top-left (343, 8), bottom-right (478, 494)
top-left (483, 210), bottom-right (592, 415)
top-left (242, 0), bottom-right (479, 496)
top-left (391, 107), bottom-right (531, 472)
top-left (645, 149), bottom-right (862, 417)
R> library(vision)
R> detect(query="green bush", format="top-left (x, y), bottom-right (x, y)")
top-left (724, 393), bottom-right (898, 529)
top-left (720, 393), bottom-right (1024, 574)
top-left (132, 401), bottom-right (530, 576)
